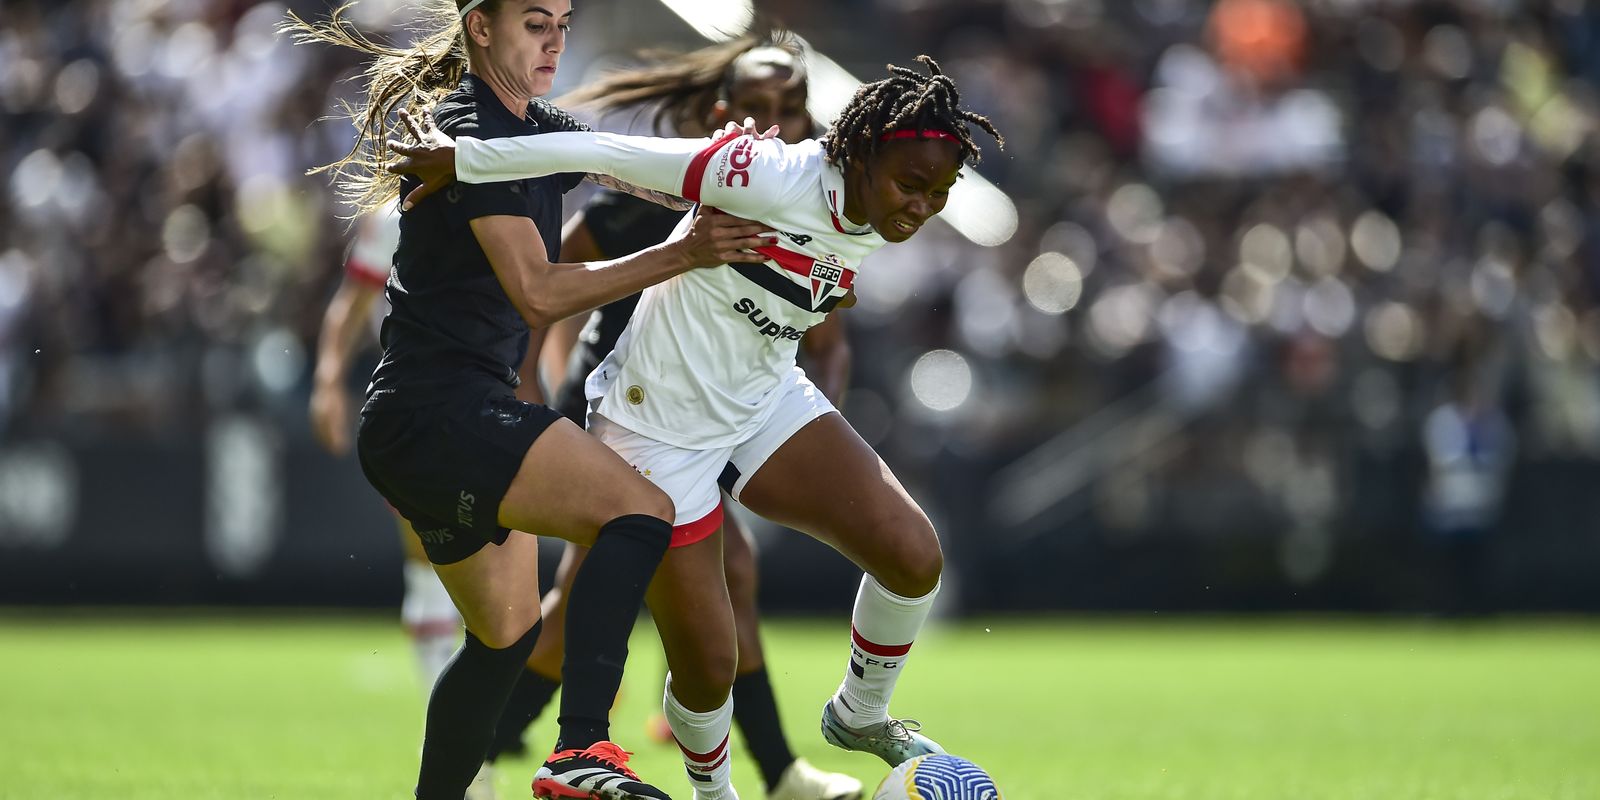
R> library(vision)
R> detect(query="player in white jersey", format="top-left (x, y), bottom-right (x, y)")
top-left (391, 56), bottom-right (1004, 800)
top-left (485, 35), bottom-right (862, 800)
top-left (310, 201), bottom-right (500, 800)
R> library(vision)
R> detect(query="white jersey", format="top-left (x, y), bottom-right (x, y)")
top-left (458, 131), bottom-right (885, 448)
top-left (346, 202), bottom-right (401, 289)
top-left (345, 201), bottom-right (401, 335)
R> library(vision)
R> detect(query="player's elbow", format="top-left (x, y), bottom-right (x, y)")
top-left (522, 295), bottom-right (561, 329)
top-left (520, 265), bottom-right (564, 328)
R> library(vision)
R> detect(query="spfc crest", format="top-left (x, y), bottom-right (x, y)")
top-left (808, 261), bottom-right (844, 309)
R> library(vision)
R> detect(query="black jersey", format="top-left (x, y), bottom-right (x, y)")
top-left (366, 74), bottom-right (586, 410)
top-left (552, 189), bottom-right (687, 423)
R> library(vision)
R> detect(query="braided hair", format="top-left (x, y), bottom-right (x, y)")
top-left (821, 55), bottom-right (1002, 172)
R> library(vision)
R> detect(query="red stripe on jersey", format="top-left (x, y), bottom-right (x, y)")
top-left (825, 189), bottom-right (873, 236)
top-left (851, 626), bottom-right (913, 657)
top-left (345, 259), bottom-right (388, 288)
top-left (682, 130), bottom-right (744, 202)
top-left (753, 244), bottom-right (855, 289)
top-left (670, 502), bottom-right (724, 549)
top-left (677, 734), bottom-right (730, 764)
top-left (827, 190), bottom-right (850, 233)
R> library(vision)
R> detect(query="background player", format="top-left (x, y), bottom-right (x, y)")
top-left (482, 35), bottom-right (860, 800)
top-left (309, 202), bottom-right (497, 800)
top-left (389, 55), bottom-right (1004, 800)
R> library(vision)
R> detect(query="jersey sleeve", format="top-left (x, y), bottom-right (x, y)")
top-left (345, 203), bottom-right (401, 287)
top-left (428, 108), bottom-right (536, 228)
top-left (527, 98), bottom-right (591, 194)
top-left (457, 131), bottom-right (793, 219)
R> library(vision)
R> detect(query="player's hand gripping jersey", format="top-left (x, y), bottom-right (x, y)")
top-left (459, 131), bottom-right (886, 448)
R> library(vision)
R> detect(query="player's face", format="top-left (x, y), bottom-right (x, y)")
top-left (472, 0), bottom-right (571, 98)
top-left (853, 139), bottom-right (962, 243)
top-left (713, 77), bottom-right (811, 145)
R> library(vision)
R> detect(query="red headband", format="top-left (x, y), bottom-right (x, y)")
top-left (878, 129), bottom-right (959, 144)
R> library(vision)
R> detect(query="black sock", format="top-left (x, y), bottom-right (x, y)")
top-left (556, 514), bottom-right (671, 750)
top-left (732, 667), bottom-right (796, 790)
top-left (415, 621), bottom-right (542, 800)
top-left (487, 668), bottom-right (562, 761)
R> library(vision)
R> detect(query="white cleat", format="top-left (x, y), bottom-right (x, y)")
top-left (820, 702), bottom-right (944, 768)
top-left (769, 757), bottom-right (862, 800)
top-left (465, 761), bottom-right (496, 800)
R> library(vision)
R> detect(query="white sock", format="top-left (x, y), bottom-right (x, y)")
top-left (664, 674), bottom-right (739, 800)
top-left (832, 575), bottom-right (939, 729)
top-left (400, 559), bottom-right (461, 691)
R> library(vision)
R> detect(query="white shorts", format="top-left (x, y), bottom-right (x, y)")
top-left (588, 369), bottom-right (836, 547)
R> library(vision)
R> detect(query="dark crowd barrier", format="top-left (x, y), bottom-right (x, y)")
top-left (2, 420), bottom-right (1598, 613)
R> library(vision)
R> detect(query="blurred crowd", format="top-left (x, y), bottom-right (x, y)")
top-left (0, 0), bottom-right (371, 436)
top-left (6, 0), bottom-right (1600, 599)
top-left (837, 0), bottom-right (1600, 603)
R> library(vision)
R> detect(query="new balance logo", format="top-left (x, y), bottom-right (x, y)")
top-left (779, 230), bottom-right (813, 246)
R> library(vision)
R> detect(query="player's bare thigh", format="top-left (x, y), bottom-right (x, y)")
top-left (431, 532), bottom-right (542, 648)
top-left (738, 413), bottom-right (942, 598)
top-left (496, 417), bottom-right (674, 543)
top-left (527, 506), bottom-right (762, 676)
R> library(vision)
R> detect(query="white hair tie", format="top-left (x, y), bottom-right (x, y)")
top-left (459, 0), bottom-right (488, 19)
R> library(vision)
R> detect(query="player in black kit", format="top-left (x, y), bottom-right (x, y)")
top-left (283, 2), bottom-right (774, 799)
top-left (484, 35), bottom-right (862, 800)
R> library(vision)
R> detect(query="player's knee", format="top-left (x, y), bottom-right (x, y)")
top-left (876, 520), bottom-right (943, 598)
top-left (722, 542), bottom-right (759, 605)
top-left (477, 608), bottom-right (543, 651)
top-left (619, 482), bottom-right (675, 526)
top-left (670, 649), bottom-right (738, 711)
top-left (905, 542), bottom-right (944, 596)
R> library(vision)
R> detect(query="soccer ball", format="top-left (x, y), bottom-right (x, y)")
top-left (872, 754), bottom-right (1002, 800)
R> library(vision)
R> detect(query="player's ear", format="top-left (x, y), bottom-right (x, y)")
top-left (848, 155), bottom-right (871, 182)
top-left (464, 10), bottom-right (492, 47)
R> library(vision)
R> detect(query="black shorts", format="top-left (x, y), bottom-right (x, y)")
top-left (357, 387), bottom-right (564, 564)
top-left (552, 379), bottom-right (588, 428)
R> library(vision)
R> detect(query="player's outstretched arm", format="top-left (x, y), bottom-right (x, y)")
top-left (582, 119), bottom-right (777, 211)
top-left (309, 276), bottom-right (382, 455)
top-left (472, 206), bottom-right (773, 329)
top-left (388, 109), bottom-right (787, 217)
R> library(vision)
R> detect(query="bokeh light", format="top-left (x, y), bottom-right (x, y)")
top-left (908, 349), bottom-right (974, 413)
top-left (1021, 252), bottom-right (1084, 314)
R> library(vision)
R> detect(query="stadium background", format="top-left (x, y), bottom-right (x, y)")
top-left (5, 2), bottom-right (1600, 798)
top-left (4, 0), bottom-right (1600, 614)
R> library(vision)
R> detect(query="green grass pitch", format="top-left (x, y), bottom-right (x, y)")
top-left (2, 613), bottom-right (1597, 799)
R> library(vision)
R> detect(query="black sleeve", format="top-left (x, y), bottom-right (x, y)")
top-left (582, 191), bottom-right (687, 259)
top-left (431, 104), bottom-right (534, 229)
top-left (528, 99), bottom-right (591, 193)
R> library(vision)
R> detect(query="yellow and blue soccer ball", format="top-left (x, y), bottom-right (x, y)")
top-left (872, 754), bottom-right (1002, 800)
